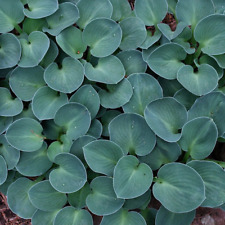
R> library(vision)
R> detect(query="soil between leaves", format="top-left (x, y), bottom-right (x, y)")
top-left (0, 193), bottom-right (31, 225)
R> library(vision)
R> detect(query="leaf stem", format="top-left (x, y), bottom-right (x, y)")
top-left (34, 174), bottom-right (45, 183)
top-left (194, 45), bottom-right (202, 59)
top-left (14, 24), bottom-right (23, 34)
top-left (182, 149), bottom-right (191, 163)
top-left (153, 177), bottom-right (163, 183)
top-left (86, 48), bottom-right (92, 62)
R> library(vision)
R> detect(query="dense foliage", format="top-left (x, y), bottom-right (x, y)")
top-left (1, 0), bottom-right (225, 224)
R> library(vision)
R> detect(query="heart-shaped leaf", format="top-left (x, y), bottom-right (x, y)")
top-left (147, 43), bottom-right (187, 79)
top-left (85, 55), bottom-right (125, 84)
top-left (84, 140), bottom-right (124, 176)
top-left (44, 57), bottom-right (84, 93)
top-left (7, 178), bottom-right (36, 219)
top-left (109, 113), bottom-right (156, 156)
top-left (9, 66), bottom-right (45, 101)
top-left (0, 0), bottom-right (24, 33)
top-left (114, 155), bottom-right (153, 199)
top-left (134, 0), bottom-right (168, 26)
top-left (43, 3), bottom-right (79, 36)
top-left (119, 17), bottom-right (147, 50)
top-left (54, 103), bottom-right (91, 140)
top-left (83, 18), bottom-right (122, 57)
top-left (194, 15), bottom-right (225, 55)
top-left (179, 117), bottom-right (218, 160)
top-left (24, 0), bottom-right (58, 19)
top-left (99, 78), bottom-right (133, 109)
top-left (86, 176), bottom-right (124, 216)
top-left (6, 118), bottom-right (44, 152)
top-left (16, 142), bottom-right (52, 176)
top-left (0, 155), bottom-right (7, 185)
top-left (117, 50), bottom-right (147, 75)
top-left (32, 86), bottom-right (68, 120)
top-left (157, 22), bottom-right (187, 41)
top-left (156, 206), bottom-right (195, 225)
top-left (101, 209), bottom-right (147, 225)
top-left (0, 135), bottom-right (20, 170)
top-left (28, 180), bottom-right (67, 211)
top-left (19, 31), bottom-right (50, 67)
top-left (49, 153), bottom-right (87, 193)
top-left (0, 33), bottom-right (21, 69)
top-left (188, 160), bottom-right (225, 208)
top-left (0, 87), bottom-right (23, 117)
top-left (53, 207), bottom-right (93, 225)
top-left (188, 92), bottom-right (225, 136)
top-left (32, 210), bottom-right (59, 225)
top-left (139, 138), bottom-right (181, 170)
top-left (176, 0), bottom-right (214, 28)
top-left (144, 97), bottom-right (187, 142)
top-left (153, 163), bottom-right (205, 213)
top-left (123, 73), bottom-right (163, 115)
top-left (56, 26), bottom-right (87, 59)
top-left (177, 64), bottom-right (218, 96)
top-left (77, 0), bottom-right (113, 29)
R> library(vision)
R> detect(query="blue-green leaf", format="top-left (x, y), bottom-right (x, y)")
top-left (86, 176), bottom-right (124, 216)
top-left (44, 57), bottom-right (84, 93)
top-left (144, 97), bottom-right (187, 142)
top-left (113, 156), bottom-right (153, 199)
top-left (109, 113), bottom-right (156, 156)
top-left (28, 180), bottom-right (67, 211)
top-left (0, 33), bottom-right (21, 69)
top-left (32, 86), bottom-right (68, 120)
top-left (9, 66), bottom-right (45, 101)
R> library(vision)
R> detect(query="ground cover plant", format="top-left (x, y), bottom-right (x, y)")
top-left (1, 0), bottom-right (225, 224)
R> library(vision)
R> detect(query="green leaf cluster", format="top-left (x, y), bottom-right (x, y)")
top-left (1, 0), bottom-right (225, 224)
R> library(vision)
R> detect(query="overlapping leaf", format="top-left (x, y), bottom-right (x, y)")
top-left (109, 113), bottom-right (156, 156)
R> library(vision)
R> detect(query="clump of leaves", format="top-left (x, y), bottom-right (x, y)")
top-left (1, 0), bottom-right (225, 224)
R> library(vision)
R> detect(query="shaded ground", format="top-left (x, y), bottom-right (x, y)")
top-left (0, 193), bottom-right (31, 225)
top-left (192, 208), bottom-right (225, 225)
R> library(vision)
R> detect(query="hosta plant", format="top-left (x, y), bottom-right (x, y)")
top-left (1, 0), bottom-right (225, 224)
